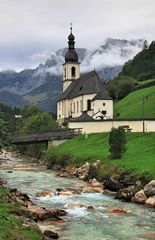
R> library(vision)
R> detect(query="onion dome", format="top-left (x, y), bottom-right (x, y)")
top-left (65, 24), bottom-right (78, 62)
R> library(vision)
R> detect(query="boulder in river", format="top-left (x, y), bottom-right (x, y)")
top-left (44, 230), bottom-right (59, 239)
top-left (21, 205), bottom-right (67, 221)
top-left (108, 208), bottom-right (129, 214)
top-left (116, 185), bottom-right (137, 201)
top-left (104, 175), bottom-right (122, 191)
top-left (145, 196), bottom-right (155, 207)
top-left (144, 180), bottom-right (155, 197)
top-left (133, 190), bottom-right (147, 204)
top-left (36, 191), bottom-right (55, 197)
top-left (140, 233), bottom-right (155, 239)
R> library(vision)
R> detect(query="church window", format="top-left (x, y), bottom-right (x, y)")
top-left (102, 110), bottom-right (107, 115)
top-left (71, 67), bottom-right (76, 77)
top-left (64, 68), bottom-right (66, 78)
top-left (73, 102), bottom-right (75, 113)
top-left (87, 99), bottom-right (91, 111)
top-left (103, 103), bottom-right (106, 106)
top-left (80, 100), bottom-right (83, 111)
top-left (77, 101), bottom-right (79, 113)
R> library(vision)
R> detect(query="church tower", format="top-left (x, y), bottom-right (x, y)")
top-left (63, 25), bottom-right (80, 92)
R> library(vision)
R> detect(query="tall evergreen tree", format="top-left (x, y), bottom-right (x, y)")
top-left (109, 127), bottom-right (127, 159)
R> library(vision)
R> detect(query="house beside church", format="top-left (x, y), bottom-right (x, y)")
top-left (57, 27), bottom-right (113, 125)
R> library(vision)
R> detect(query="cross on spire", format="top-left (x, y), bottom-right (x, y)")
top-left (70, 22), bottom-right (72, 33)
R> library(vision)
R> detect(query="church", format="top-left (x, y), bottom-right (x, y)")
top-left (57, 27), bottom-right (113, 125)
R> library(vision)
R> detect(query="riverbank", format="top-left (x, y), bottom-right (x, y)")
top-left (0, 178), bottom-right (45, 239)
top-left (0, 153), bottom-right (66, 239)
top-left (48, 132), bottom-right (155, 178)
top-left (54, 159), bottom-right (155, 208)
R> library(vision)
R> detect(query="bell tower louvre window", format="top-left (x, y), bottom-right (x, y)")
top-left (71, 66), bottom-right (76, 77)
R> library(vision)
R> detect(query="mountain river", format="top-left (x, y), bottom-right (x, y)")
top-left (0, 156), bottom-right (155, 240)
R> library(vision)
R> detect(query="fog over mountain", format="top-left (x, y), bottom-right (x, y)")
top-left (0, 38), bottom-right (144, 112)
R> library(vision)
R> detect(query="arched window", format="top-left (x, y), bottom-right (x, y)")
top-left (71, 67), bottom-right (76, 77)
top-left (77, 101), bottom-right (79, 113)
top-left (64, 68), bottom-right (66, 78)
top-left (87, 99), bottom-right (91, 111)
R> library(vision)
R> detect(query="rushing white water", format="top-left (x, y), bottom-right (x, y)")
top-left (0, 157), bottom-right (155, 240)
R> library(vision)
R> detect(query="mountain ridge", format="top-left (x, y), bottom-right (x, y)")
top-left (0, 38), bottom-right (144, 112)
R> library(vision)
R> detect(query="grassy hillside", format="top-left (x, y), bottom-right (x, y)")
top-left (54, 133), bottom-right (155, 178)
top-left (114, 85), bottom-right (155, 118)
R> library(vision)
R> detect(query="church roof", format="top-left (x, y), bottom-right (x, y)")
top-left (76, 111), bottom-right (93, 121)
top-left (58, 70), bottom-right (110, 101)
top-left (91, 90), bottom-right (113, 101)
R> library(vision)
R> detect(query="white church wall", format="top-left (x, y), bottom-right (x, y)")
top-left (92, 100), bottom-right (113, 118)
top-left (68, 120), bottom-right (155, 133)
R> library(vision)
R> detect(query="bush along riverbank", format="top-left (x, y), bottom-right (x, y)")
top-left (42, 132), bottom-right (155, 208)
top-left (0, 177), bottom-right (67, 239)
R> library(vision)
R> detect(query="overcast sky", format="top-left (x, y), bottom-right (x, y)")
top-left (0, 0), bottom-right (155, 71)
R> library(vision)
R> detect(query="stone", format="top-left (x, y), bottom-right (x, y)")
top-left (64, 203), bottom-right (86, 209)
top-left (108, 208), bottom-right (129, 214)
top-left (25, 206), bottom-right (54, 220)
top-left (58, 188), bottom-right (80, 196)
top-left (46, 208), bottom-right (67, 216)
top-left (44, 230), bottom-right (59, 239)
top-left (91, 178), bottom-right (103, 188)
top-left (116, 186), bottom-right (136, 201)
top-left (144, 180), bottom-right (155, 197)
top-left (87, 206), bottom-right (95, 211)
top-left (133, 190), bottom-right (147, 204)
top-left (36, 191), bottom-right (55, 197)
top-left (141, 233), bottom-right (155, 239)
top-left (145, 196), bottom-right (155, 207)
top-left (104, 175), bottom-right (122, 191)
top-left (92, 160), bottom-right (101, 168)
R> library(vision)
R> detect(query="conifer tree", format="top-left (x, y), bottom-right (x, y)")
top-left (109, 127), bottom-right (127, 159)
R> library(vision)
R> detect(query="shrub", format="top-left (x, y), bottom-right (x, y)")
top-left (109, 127), bottom-right (127, 159)
top-left (43, 146), bottom-right (72, 168)
top-left (88, 164), bottom-right (118, 182)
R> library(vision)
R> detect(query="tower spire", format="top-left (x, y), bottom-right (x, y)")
top-left (70, 22), bottom-right (72, 34)
top-left (65, 24), bottom-right (78, 62)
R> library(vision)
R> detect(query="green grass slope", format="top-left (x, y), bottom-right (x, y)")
top-left (114, 85), bottom-right (155, 118)
top-left (56, 133), bottom-right (155, 178)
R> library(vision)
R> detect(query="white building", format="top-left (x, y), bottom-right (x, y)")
top-left (57, 27), bottom-right (113, 125)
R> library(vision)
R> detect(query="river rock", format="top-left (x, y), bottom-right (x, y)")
top-left (116, 186), bottom-right (137, 201)
top-left (91, 178), bottom-right (103, 188)
top-left (104, 175), bottom-right (122, 191)
top-left (0, 178), bottom-right (6, 185)
top-left (108, 208), bottom-right (129, 214)
top-left (92, 160), bottom-right (101, 168)
top-left (64, 203), bottom-right (86, 209)
top-left (36, 191), bottom-right (55, 197)
top-left (25, 206), bottom-right (55, 220)
top-left (144, 180), bottom-right (155, 197)
top-left (46, 208), bottom-right (67, 216)
top-left (8, 188), bottom-right (33, 206)
top-left (145, 196), bottom-right (155, 207)
top-left (133, 190), bottom-right (147, 204)
top-left (87, 206), bottom-right (95, 211)
top-left (141, 233), bottom-right (155, 239)
top-left (58, 188), bottom-right (81, 196)
top-left (44, 230), bottom-right (59, 239)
